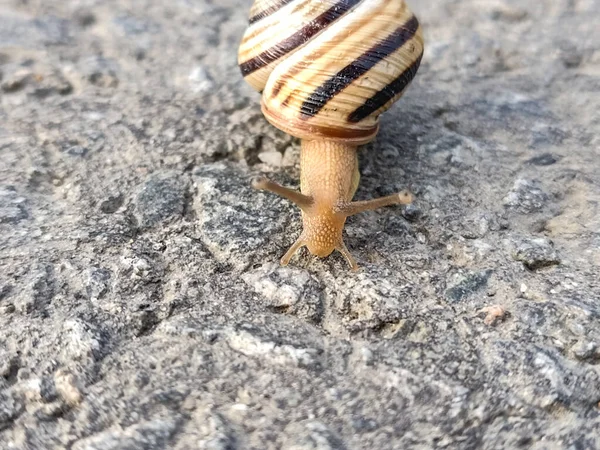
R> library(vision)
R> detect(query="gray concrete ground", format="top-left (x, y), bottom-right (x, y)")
top-left (1, 0), bottom-right (600, 448)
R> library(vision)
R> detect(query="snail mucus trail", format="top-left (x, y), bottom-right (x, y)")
top-left (238, 0), bottom-right (424, 269)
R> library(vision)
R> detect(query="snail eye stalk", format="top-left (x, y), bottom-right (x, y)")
top-left (252, 178), bottom-right (314, 212)
top-left (337, 191), bottom-right (412, 217)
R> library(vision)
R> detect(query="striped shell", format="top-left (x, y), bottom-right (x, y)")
top-left (238, 0), bottom-right (424, 145)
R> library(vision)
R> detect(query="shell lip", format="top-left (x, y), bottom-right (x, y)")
top-left (261, 100), bottom-right (378, 146)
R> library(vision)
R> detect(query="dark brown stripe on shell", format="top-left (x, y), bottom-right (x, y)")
top-left (348, 50), bottom-right (423, 123)
top-left (249, 0), bottom-right (295, 24)
top-left (299, 15), bottom-right (420, 119)
top-left (239, 0), bottom-right (363, 77)
top-left (270, 7), bottom-right (374, 99)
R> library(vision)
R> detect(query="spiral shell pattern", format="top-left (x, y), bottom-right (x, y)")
top-left (238, 0), bottom-right (424, 145)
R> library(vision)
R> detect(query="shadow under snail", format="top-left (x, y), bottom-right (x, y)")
top-left (238, 0), bottom-right (424, 270)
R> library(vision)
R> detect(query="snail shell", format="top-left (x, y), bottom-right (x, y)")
top-left (238, 0), bottom-right (424, 145)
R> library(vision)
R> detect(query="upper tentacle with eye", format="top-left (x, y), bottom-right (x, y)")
top-left (238, 0), bottom-right (424, 145)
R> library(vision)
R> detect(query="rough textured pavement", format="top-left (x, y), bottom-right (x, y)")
top-left (1, 0), bottom-right (600, 448)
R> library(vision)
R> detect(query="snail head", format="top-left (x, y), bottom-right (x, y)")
top-left (252, 173), bottom-right (412, 270)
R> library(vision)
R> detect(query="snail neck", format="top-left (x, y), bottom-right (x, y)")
top-left (296, 139), bottom-right (359, 261)
top-left (300, 140), bottom-right (359, 206)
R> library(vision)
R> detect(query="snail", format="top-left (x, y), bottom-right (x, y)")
top-left (238, 0), bottom-right (424, 269)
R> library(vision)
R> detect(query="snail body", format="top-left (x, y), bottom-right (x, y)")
top-left (239, 0), bottom-right (424, 269)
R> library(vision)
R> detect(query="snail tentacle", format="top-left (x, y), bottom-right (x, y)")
top-left (252, 177), bottom-right (314, 211)
top-left (336, 240), bottom-right (358, 271)
top-left (280, 235), bottom-right (306, 266)
top-left (337, 190), bottom-right (413, 217)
